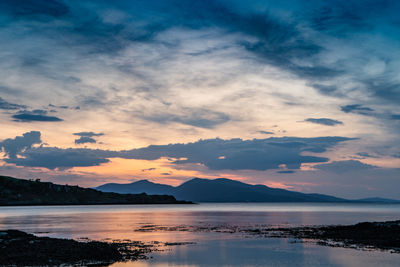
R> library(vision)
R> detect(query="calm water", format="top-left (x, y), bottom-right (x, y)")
top-left (1, 203), bottom-right (400, 266)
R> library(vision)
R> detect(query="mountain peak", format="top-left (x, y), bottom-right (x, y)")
top-left (133, 179), bottom-right (153, 185)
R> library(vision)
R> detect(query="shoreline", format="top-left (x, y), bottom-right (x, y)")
top-left (0, 201), bottom-right (193, 207)
top-left (134, 220), bottom-right (400, 253)
top-left (261, 220), bottom-right (400, 253)
top-left (2, 220), bottom-right (400, 266)
top-left (0, 230), bottom-right (154, 266)
top-left (0, 230), bottom-right (195, 266)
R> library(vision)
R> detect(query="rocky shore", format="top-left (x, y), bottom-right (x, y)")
top-left (0, 230), bottom-right (152, 266)
top-left (262, 220), bottom-right (400, 252)
top-left (134, 220), bottom-right (400, 253)
top-left (2, 220), bottom-right (399, 265)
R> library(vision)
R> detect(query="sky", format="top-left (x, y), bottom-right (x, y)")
top-left (0, 0), bottom-right (400, 199)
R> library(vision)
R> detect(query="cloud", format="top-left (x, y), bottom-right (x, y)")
top-left (0, 131), bottom-right (41, 159)
top-left (308, 0), bottom-right (380, 35)
top-left (73, 131), bottom-right (104, 144)
top-left (0, 0), bottom-right (69, 18)
top-left (390, 114), bottom-right (400, 120)
top-left (74, 136), bottom-right (96, 144)
top-left (73, 132), bottom-right (104, 137)
top-left (118, 136), bottom-right (356, 171)
top-left (305, 118), bottom-right (343, 126)
top-left (258, 131), bottom-right (274, 135)
top-left (12, 110), bottom-right (62, 122)
top-left (4, 147), bottom-right (110, 170)
top-left (368, 79), bottom-right (400, 103)
top-left (144, 108), bottom-right (230, 128)
top-left (340, 104), bottom-right (374, 115)
top-left (49, 104), bottom-right (69, 109)
top-left (310, 84), bottom-right (342, 97)
top-left (356, 152), bottom-right (379, 158)
top-left (0, 97), bottom-right (27, 110)
top-left (1, 0), bottom-right (399, 131)
top-left (315, 160), bottom-right (377, 174)
top-left (0, 131), bottom-right (355, 171)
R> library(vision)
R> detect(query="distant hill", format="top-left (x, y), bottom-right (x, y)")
top-left (97, 180), bottom-right (175, 195)
top-left (97, 177), bottom-right (348, 203)
top-left (0, 175), bottom-right (191, 206)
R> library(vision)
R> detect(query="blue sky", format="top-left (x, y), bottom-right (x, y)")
top-left (0, 0), bottom-right (400, 198)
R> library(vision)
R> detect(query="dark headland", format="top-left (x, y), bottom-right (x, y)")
top-left (0, 175), bottom-right (192, 206)
top-left (0, 230), bottom-right (153, 266)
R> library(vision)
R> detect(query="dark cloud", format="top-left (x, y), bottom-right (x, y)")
top-left (75, 136), bottom-right (96, 144)
top-left (117, 136), bottom-right (355, 171)
top-left (1, 0), bottom-right (337, 80)
top-left (315, 160), bottom-right (377, 174)
top-left (73, 132), bottom-right (104, 137)
top-left (1, 131), bottom-right (355, 171)
top-left (145, 108), bottom-right (230, 128)
top-left (368, 79), bottom-right (400, 103)
top-left (310, 84), bottom-right (341, 96)
top-left (0, 131), bottom-right (41, 159)
top-left (340, 104), bottom-right (374, 115)
top-left (49, 104), bottom-right (69, 109)
top-left (12, 110), bottom-right (63, 122)
top-left (305, 118), bottom-right (343, 126)
top-left (73, 132), bottom-right (104, 145)
top-left (0, 97), bottom-right (27, 110)
top-left (4, 147), bottom-right (110, 170)
top-left (390, 114), bottom-right (400, 120)
top-left (356, 152), bottom-right (380, 158)
top-left (258, 131), bottom-right (274, 135)
top-left (308, 0), bottom-right (383, 35)
top-left (0, 0), bottom-right (69, 18)
top-left (161, 172), bottom-right (171, 175)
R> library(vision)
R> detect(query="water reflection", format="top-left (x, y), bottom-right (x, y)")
top-left (110, 237), bottom-right (400, 267)
top-left (1, 203), bottom-right (400, 266)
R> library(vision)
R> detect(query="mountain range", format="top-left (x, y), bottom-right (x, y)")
top-left (96, 178), bottom-right (400, 203)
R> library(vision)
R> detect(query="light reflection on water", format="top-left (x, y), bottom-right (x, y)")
top-left (1, 203), bottom-right (400, 266)
top-left (111, 238), bottom-right (400, 267)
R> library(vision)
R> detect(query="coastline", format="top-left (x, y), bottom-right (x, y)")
top-left (2, 220), bottom-right (400, 266)
top-left (134, 220), bottom-right (400, 253)
top-left (0, 230), bottom-right (152, 266)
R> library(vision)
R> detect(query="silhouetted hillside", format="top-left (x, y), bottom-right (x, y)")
top-left (97, 179), bottom-right (175, 195)
top-left (97, 177), bottom-right (348, 202)
top-left (0, 175), bottom-right (191, 206)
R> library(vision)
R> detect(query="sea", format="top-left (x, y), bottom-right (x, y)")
top-left (1, 203), bottom-right (400, 267)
